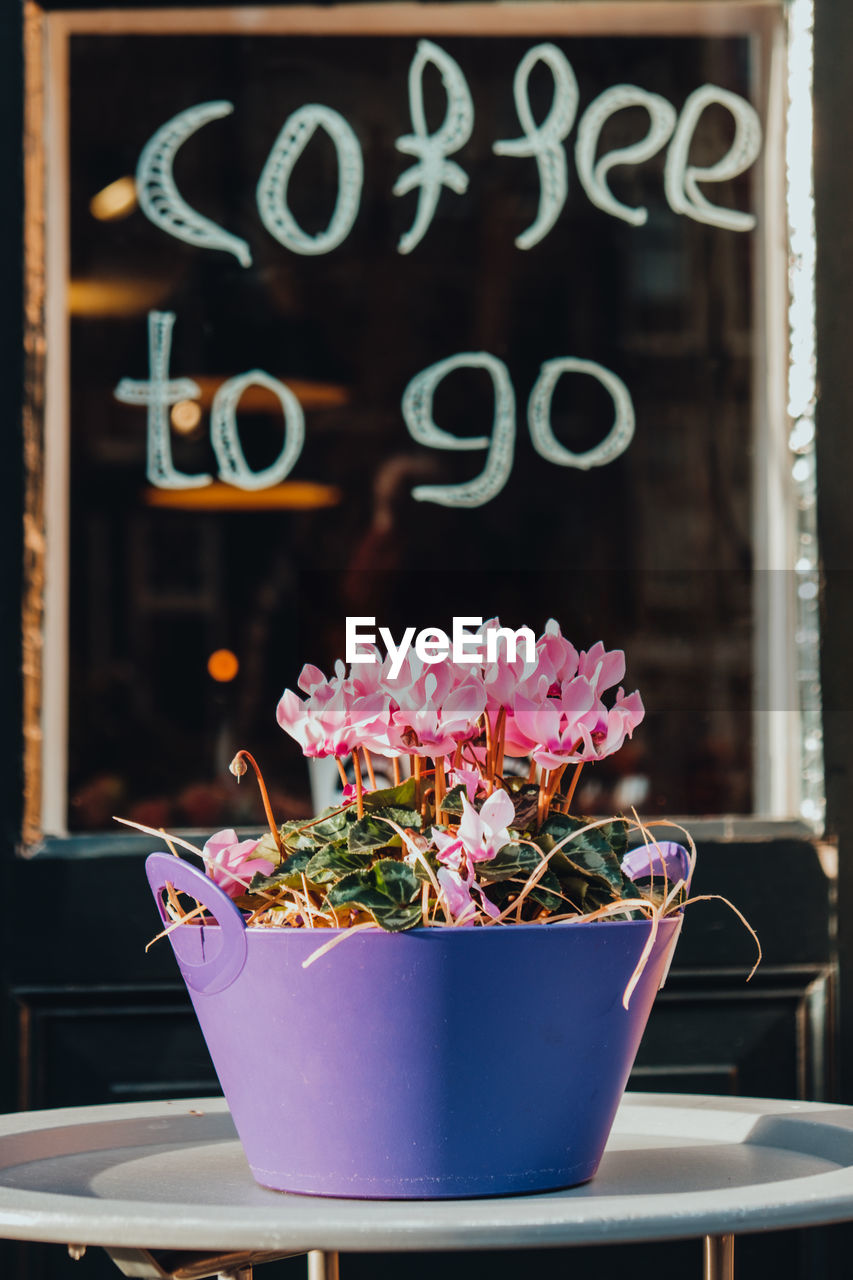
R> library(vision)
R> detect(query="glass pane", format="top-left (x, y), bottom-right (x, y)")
top-left (66, 30), bottom-right (759, 831)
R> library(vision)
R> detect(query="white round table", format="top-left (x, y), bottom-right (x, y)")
top-left (2, 1093), bottom-right (853, 1280)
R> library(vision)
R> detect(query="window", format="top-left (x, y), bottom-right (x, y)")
top-left (22, 2), bottom-right (820, 844)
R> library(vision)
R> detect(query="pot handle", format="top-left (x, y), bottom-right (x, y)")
top-left (621, 841), bottom-right (691, 891)
top-left (145, 852), bottom-right (248, 995)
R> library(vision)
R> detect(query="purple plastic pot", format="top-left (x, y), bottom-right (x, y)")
top-left (146, 851), bottom-right (681, 1199)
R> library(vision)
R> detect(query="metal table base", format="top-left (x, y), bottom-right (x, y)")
top-left (103, 1241), bottom-right (729, 1280)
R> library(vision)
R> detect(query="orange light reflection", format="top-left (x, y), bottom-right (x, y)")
top-left (143, 481), bottom-right (342, 511)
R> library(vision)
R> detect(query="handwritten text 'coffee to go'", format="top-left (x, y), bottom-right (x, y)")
top-left (115, 40), bottom-right (763, 508)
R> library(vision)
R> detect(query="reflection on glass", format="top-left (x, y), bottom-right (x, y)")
top-left (88, 174), bottom-right (137, 222)
top-left (67, 32), bottom-right (758, 830)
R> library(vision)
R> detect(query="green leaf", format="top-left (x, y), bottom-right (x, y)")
top-left (573, 848), bottom-right (623, 892)
top-left (410, 850), bottom-right (441, 883)
top-left (347, 815), bottom-right (402, 853)
top-left (503, 780), bottom-right (541, 830)
top-left (256, 831), bottom-right (287, 861)
top-left (543, 813), bottom-right (629, 857)
top-left (311, 806), bottom-right (352, 840)
top-left (373, 858), bottom-right (420, 901)
top-left (325, 859), bottom-right (422, 932)
top-left (437, 784), bottom-right (466, 815)
top-left (249, 850), bottom-right (313, 892)
top-left (306, 846), bottom-right (375, 886)
top-left (483, 879), bottom-right (514, 909)
top-left (597, 820), bottom-right (629, 860)
top-left (280, 819), bottom-right (309, 835)
top-left (362, 777), bottom-right (418, 811)
top-left (278, 820), bottom-right (321, 854)
top-left (475, 841), bottom-right (546, 883)
top-left (482, 869), bottom-right (562, 916)
top-left (540, 815), bottom-right (629, 891)
top-left (526, 868), bottom-right (565, 914)
top-left (551, 872), bottom-right (590, 912)
top-left (371, 805), bottom-right (421, 831)
top-left (548, 849), bottom-right (614, 901)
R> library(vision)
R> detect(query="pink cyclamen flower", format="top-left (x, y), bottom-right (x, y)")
top-left (339, 780), bottom-right (375, 804)
top-left (446, 765), bottom-right (483, 803)
top-left (576, 642), bottom-right (626, 696)
top-left (437, 866), bottom-right (478, 922)
top-left (297, 662), bottom-right (334, 695)
top-left (535, 619), bottom-right (580, 692)
top-left (511, 677), bottom-right (597, 770)
top-left (495, 620), bottom-right (579, 756)
top-left (386, 670), bottom-right (486, 758)
top-left (472, 617), bottom-right (538, 722)
top-left (432, 790), bottom-right (515, 868)
top-left (437, 862), bottom-right (500, 923)
top-left (276, 664), bottom-right (390, 758)
top-left (574, 687), bottom-right (645, 762)
top-left (202, 829), bottom-right (276, 900)
top-left (512, 667), bottom-right (644, 768)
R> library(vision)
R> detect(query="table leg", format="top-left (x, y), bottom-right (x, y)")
top-left (104, 1248), bottom-right (303, 1278)
top-left (308, 1251), bottom-right (340, 1280)
top-left (703, 1234), bottom-right (735, 1280)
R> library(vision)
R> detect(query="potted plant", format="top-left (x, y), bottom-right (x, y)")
top-left (139, 619), bottom-right (754, 1199)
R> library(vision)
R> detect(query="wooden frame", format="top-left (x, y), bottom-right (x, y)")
top-left (23, 0), bottom-right (796, 845)
top-left (34, 3), bottom-right (780, 39)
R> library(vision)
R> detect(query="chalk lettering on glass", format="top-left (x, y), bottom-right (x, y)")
top-left (664, 84), bottom-right (763, 231)
top-left (528, 357), bottom-right (635, 470)
top-left (402, 353), bottom-right (515, 507)
top-left (394, 40), bottom-right (474, 255)
top-left (114, 311), bottom-right (212, 489)
top-left (575, 85), bottom-right (677, 226)
top-left (136, 102), bottom-right (252, 267)
top-left (210, 370), bottom-right (306, 490)
top-left (493, 44), bottom-right (578, 250)
top-left (256, 105), bottom-right (364, 256)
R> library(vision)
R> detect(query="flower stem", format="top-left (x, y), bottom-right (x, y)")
top-left (483, 713), bottom-right (494, 793)
top-left (494, 707), bottom-right (507, 782)
top-left (547, 762), bottom-right (569, 812)
top-left (434, 755), bottom-right (446, 822)
top-left (537, 769), bottom-right (550, 829)
top-left (335, 756), bottom-right (349, 790)
top-left (363, 747), bottom-right (377, 790)
top-left (422, 786), bottom-right (435, 826)
top-left (392, 756), bottom-right (401, 786)
top-left (229, 751), bottom-right (282, 855)
top-left (538, 766), bottom-right (569, 828)
top-left (352, 747), bottom-right (365, 820)
top-left (564, 761), bottom-right (584, 814)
